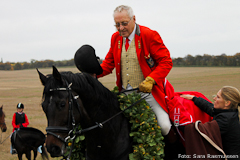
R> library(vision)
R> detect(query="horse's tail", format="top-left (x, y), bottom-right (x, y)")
top-left (41, 145), bottom-right (49, 160)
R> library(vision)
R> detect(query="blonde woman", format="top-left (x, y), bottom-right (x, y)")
top-left (181, 86), bottom-right (240, 158)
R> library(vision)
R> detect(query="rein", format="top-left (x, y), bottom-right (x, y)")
top-left (117, 87), bottom-right (139, 95)
top-left (46, 82), bottom-right (149, 160)
top-left (0, 129), bottom-right (10, 145)
top-left (0, 134), bottom-right (11, 144)
top-left (74, 91), bottom-right (149, 135)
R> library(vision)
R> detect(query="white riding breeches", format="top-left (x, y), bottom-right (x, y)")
top-left (124, 90), bottom-right (171, 136)
top-left (140, 92), bottom-right (171, 136)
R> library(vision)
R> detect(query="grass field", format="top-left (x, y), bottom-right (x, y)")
top-left (0, 67), bottom-right (240, 160)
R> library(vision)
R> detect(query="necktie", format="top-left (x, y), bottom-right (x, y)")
top-left (125, 38), bottom-right (129, 51)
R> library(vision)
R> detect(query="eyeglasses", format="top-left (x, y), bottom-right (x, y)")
top-left (114, 17), bottom-right (132, 27)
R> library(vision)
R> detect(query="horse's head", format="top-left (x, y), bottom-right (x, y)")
top-left (37, 66), bottom-right (90, 157)
top-left (37, 66), bottom-right (124, 159)
top-left (0, 105), bottom-right (7, 132)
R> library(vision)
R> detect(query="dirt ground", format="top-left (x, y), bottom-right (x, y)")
top-left (0, 67), bottom-right (239, 160)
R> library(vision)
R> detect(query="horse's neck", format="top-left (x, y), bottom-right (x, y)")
top-left (76, 89), bottom-right (131, 159)
top-left (84, 114), bottom-right (130, 159)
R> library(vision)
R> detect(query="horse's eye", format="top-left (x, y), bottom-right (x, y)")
top-left (60, 102), bottom-right (66, 108)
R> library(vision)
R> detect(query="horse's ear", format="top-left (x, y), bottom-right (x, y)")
top-left (52, 66), bottom-right (62, 83)
top-left (0, 105), bottom-right (2, 109)
top-left (36, 68), bottom-right (47, 86)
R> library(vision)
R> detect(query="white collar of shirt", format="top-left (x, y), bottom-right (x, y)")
top-left (124, 24), bottom-right (136, 45)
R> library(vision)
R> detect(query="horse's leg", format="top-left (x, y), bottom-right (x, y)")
top-left (17, 153), bottom-right (23, 160)
top-left (33, 149), bottom-right (38, 160)
top-left (25, 151), bottom-right (31, 160)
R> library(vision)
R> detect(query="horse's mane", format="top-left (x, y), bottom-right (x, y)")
top-left (20, 127), bottom-right (44, 133)
top-left (43, 72), bottom-right (119, 113)
top-left (0, 108), bottom-right (3, 117)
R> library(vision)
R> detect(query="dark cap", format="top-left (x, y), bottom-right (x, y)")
top-left (17, 103), bottom-right (24, 109)
top-left (74, 45), bottom-right (103, 75)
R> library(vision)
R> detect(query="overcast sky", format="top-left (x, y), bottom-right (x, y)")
top-left (1, 0), bottom-right (240, 63)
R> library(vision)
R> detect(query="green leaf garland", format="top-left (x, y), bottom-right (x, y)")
top-left (116, 87), bottom-right (165, 160)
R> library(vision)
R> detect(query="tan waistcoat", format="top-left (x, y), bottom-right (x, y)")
top-left (121, 38), bottom-right (145, 88)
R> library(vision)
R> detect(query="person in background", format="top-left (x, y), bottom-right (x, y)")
top-left (181, 86), bottom-right (240, 158)
top-left (10, 103), bottom-right (29, 154)
top-left (97, 4), bottom-right (178, 154)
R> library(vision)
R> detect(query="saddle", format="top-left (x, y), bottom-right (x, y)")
top-left (11, 129), bottom-right (19, 146)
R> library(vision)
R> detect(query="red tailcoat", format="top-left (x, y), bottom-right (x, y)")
top-left (98, 24), bottom-right (173, 113)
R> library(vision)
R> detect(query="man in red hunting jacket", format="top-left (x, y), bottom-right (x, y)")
top-left (97, 5), bottom-right (174, 141)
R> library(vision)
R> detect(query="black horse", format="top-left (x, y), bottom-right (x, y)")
top-left (11, 127), bottom-right (49, 160)
top-left (0, 105), bottom-right (7, 132)
top-left (37, 66), bottom-right (131, 160)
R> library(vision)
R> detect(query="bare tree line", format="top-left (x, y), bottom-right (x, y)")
top-left (172, 53), bottom-right (240, 67)
top-left (1, 53), bottom-right (240, 70)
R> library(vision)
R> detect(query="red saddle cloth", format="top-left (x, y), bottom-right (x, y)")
top-left (163, 79), bottom-right (213, 127)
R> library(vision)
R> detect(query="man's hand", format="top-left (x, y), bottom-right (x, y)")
top-left (180, 94), bottom-right (195, 100)
top-left (139, 76), bottom-right (155, 93)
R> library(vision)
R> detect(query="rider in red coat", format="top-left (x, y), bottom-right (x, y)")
top-left (11, 103), bottom-right (29, 154)
top-left (12, 103), bottom-right (29, 132)
top-left (97, 5), bottom-right (178, 159)
top-left (97, 5), bottom-right (173, 136)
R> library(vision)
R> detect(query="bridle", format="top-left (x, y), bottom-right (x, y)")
top-left (0, 114), bottom-right (6, 131)
top-left (0, 122), bottom-right (6, 126)
top-left (0, 116), bottom-right (8, 144)
top-left (45, 80), bottom-right (149, 160)
top-left (45, 81), bottom-right (79, 144)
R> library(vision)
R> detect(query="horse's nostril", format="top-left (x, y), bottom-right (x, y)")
top-left (48, 145), bottom-right (61, 157)
top-left (2, 128), bottom-right (7, 132)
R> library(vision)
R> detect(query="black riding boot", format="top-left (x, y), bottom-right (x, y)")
top-left (11, 144), bottom-right (17, 154)
top-left (10, 131), bottom-right (17, 154)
